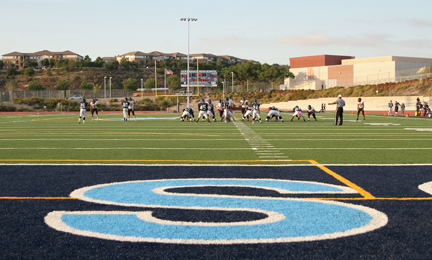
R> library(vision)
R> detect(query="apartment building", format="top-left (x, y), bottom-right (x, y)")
top-left (1, 50), bottom-right (83, 70)
top-left (115, 51), bottom-right (245, 65)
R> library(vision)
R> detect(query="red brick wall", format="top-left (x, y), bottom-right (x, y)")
top-left (290, 55), bottom-right (354, 69)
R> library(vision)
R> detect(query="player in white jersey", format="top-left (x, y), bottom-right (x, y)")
top-left (90, 98), bottom-right (99, 121)
top-left (266, 106), bottom-right (283, 122)
top-left (78, 98), bottom-right (88, 124)
top-left (223, 97), bottom-right (236, 123)
top-left (196, 99), bottom-right (210, 124)
top-left (290, 106), bottom-right (305, 122)
top-left (242, 106), bottom-right (252, 122)
top-left (240, 96), bottom-right (248, 119)
top-left (356, 98), bottom-right (365, 121)
top-left (306, 105), bottom-right (317, 121)
top-left (251, 99), bottom-right (262, 124)
top-left (388, 100), bottom-right (393, 116)
top-left (128, 97), bottom-right (137, 121)
top-left (180, 108), bottom-right (193, 122)
top-left (121, 97), bottom-right (130, 122)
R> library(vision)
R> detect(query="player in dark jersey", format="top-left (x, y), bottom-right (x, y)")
top-left (196, 98), bottom-right (210, 124)
top-left (78, 98), bottom-right (88, 124)
top-left (121, 97), bottom-right (130, 122)
top-left (217, 99), bottom-right (224, 122)
top-left (251, 99), bottom-right (263, 124)
top-left (207, 99), bottom-right (216, 122)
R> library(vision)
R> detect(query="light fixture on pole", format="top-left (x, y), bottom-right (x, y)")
top-left (109, 77), bottom-right (112, 98)
top-left (104, 76), bottom-right (107, 98)
top-left (180, 17), bottom-right (198, 108)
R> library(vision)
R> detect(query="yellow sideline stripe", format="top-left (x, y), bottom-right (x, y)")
top-left (2, 196), bottom-right (432, 201)
top-left (308, 160), bottom-right (376, 199)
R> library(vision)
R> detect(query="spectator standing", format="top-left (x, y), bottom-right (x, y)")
top-left (394, 101), bottom-right (400, 117)
top-left (401, 103), bottom-right (405, 115)
top-left (416, 98), bottom-right (421, 116)
top-left (328, 94), bottom-right (345, 126)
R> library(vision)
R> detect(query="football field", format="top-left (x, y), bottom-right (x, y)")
top-left (0, 111), bottom-right (431, 164)
top-left (1, 111), bottom-right (432, 259)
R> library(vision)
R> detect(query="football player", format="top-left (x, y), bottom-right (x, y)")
top-left (180, 108), bottom-right (193, 122)
top-left (207, 99), bottom-right (216, 122)
top-left (78, 98), bottom-right (88, 124)
top-left (128, 97), bottom-right (137, 121)
top-left (266, 106), bottom-right (283, 122)
top-left (290, 106), bottom-right (305, 122)
top-left (306, 105), bottom-right (317, 121)
top-left (242, 105), bottom-right (252, 122)
top-left (90, 98), bottom-right (99, 121)
top-left (121, 97), bottom-right (130, 122)
top-left (251, 99), bottom-right (263, 124)
top-left (223, 97), bottom-right (236, 123)
top-left (240, 96), bottom-right (248, 118)
top-left (217, 99), bottom-right (225, 122)
top-left (196, 98), bottom-right (210, 124)
top-left (357, 98), bottom-right (365, 121)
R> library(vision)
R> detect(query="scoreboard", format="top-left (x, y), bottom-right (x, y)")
top-left (180, 70), bottom-right (218, 87)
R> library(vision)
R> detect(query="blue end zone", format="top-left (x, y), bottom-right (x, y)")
top-left (1, 165), bottom-right (432, 259)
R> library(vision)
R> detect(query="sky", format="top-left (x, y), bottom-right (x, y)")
top-left (1, 0), bottom-right (432, 65)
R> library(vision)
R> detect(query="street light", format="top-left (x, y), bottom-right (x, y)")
top-left (180, 17), bottom-right (198, 108)
top-left (109, 77), bottom-right (112, 98)
top-left (104, 76), bottom-right (107, 98)
top-left (231, 72), bottom-right (234, 93)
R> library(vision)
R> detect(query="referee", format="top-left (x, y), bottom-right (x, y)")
top-left (328, 94), bottom-right (345, 126)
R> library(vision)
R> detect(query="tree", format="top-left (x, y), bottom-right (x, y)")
top-left (28, 80), bottom-right (45, 90)
top-left (0, 60), bottom-right (4, 69)
top-left (123, 78), bottom-right (138, 92)
top-left (84, 55), bottom-right (91, 62)
top-left (56, 79), bottom-right (70, 90)
top-left (94, 57), bottom-right (104, 67)
top-left (40, 58), bottom-right (50, 67)
top-left (167, 75), bottom-right (181, 91)
top-left (49, 59), bottom-right (56, 67)
top-left (6, 67), bottom-right (18, 78)
top-left (144, 78), bottom-right (156, 89)
top-left (80, 81), bottom-right (93, 91)
top-left (259, 64), bottom-right (287, 89)
top-left (23, 67), bottom-right (35, 77)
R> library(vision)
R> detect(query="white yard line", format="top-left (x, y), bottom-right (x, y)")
top-left (233, 121), bottom-right (289, 159)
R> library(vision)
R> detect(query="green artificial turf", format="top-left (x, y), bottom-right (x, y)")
top-left (0, 111), bottom-right (431, 164)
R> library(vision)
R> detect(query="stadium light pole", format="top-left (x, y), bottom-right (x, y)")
top-left (104, 76), bottom-right (107, 99)
top-left (231, 72), bottom-right (234, 93)
top-left (180, 17), bottom-right (197, 108)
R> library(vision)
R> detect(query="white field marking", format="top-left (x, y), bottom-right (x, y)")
top-left (2, 163), bottom-right (432, 167)
top-left (2, 132), bottom-right (428, 136)
top-left (405, 128), bottom-right (432, 132)
top-left (363, 123), bottom-right (401, 126)
top-left (98, 117), bottom-right (179, 121)
top-left (2, 147), bottom-right (431, 150)
top-left (419, 181), bottom-right (432, 195)
top-left (233, 121), bottom-right (288, 159)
